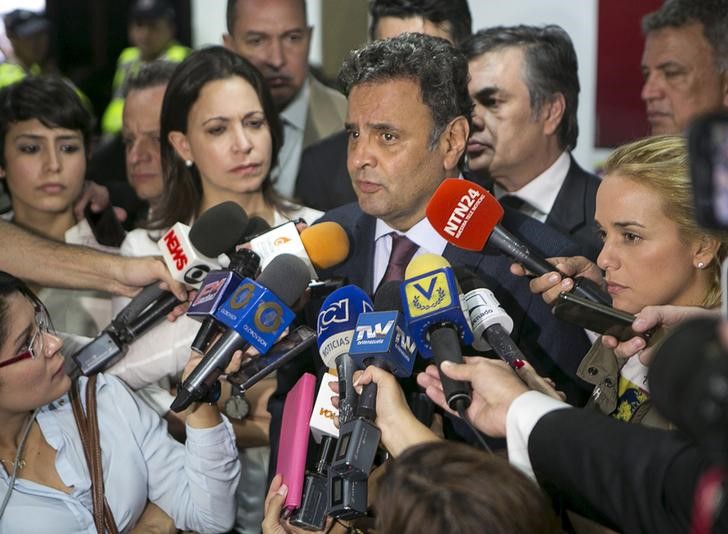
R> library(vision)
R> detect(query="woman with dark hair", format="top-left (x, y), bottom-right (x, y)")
top-left (115, 46), bottom-right (322, 534)
top-left (0, 76), bottom-right (113, 337)
top-left (0, 270), bottom-right (240, 532)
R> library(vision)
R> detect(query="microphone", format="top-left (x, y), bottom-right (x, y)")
top-left (250, 220), bottom-right (350, 279)
top-left (453, 266), bottom-right (523, 367)
top-left (160, 201), bottom-right (249, 288)
top-left (330, 282), bottom-right (417, 481)
top-left (316, 285), bottom-right (374, 425)
top-left (426, 178), bottom-right (611, 305)
top-left (71, 204), bottom-right (251, 376)
top-left (170, 253), bottom-right (311, 412)
top-left (401, 254), bottom-right (474, 412)
top-left (308, 371), bottom-right (340, 443)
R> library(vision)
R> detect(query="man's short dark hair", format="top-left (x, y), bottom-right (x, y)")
top-left (461, 25), bottom-right (580, 151)
top-left (368, 0), bottom-right (472, 46)
top-left (338, 32), bottom-right (472, 149)
top-left (123, 60), bottom-right (177, 97)
top-left (642, 0), bottom-right (728, 72)
top-left (226, 0), bottom-right (307, 34)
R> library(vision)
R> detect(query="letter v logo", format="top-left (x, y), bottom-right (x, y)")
top-left (414, 276), bottom-right (437, 299)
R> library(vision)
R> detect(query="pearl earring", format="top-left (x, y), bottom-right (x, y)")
top-left (185, 160), bottom-right (193, 167)
top-left (697, 261), bottom-right (705, 269)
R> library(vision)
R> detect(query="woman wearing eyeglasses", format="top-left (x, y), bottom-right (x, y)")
top-left (0, 271), bottom-right (240, 533)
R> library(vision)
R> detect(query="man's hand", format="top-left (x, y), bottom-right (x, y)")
top-left (73, 181), bottom-right (127, 222)
top-left (112, 255), bottom-right (187, 301)
top-left (601, 305), bottom-right (720, 365)
top-left (417, 357), bottom-right (530, 437)
top-left (510, 255), bottom-right (603, 305)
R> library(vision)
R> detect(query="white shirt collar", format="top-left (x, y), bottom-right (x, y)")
top-left (494, 151), bottom-right (570, 219)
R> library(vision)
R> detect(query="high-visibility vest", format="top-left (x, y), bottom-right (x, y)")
top-left (101, 42), bottom-right (190, 134)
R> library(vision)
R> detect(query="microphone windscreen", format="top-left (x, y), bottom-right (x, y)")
top-left (257, 253), bottom-right (311, 307)
top-left (426, 178), bottom-right (504, 251)
top-left (373, 280), bottom-right (404, 312)
top-left (317, 284), bottom-right (373, 367)
top-left (300, 222), bottom-right (350, 269)
top-left (244, 216), bottom-right (271, 239)
top-left (451, 266), bottom-right (486, 293)
top-left (404, 253), bottom-right (450, 279)
top-left (190, 201), bottom-right (249, 257)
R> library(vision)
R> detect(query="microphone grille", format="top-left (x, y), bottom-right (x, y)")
top-left (190, 201), bottom-right (249, 257)
top-left (257, 253), bottom-right (311, 307)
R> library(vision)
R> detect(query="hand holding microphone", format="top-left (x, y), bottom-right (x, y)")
top-left (426, 178), bottom-right (611, 305)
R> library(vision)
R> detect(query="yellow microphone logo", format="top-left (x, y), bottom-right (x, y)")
top-left (404, 270), bottom-right (451, 317)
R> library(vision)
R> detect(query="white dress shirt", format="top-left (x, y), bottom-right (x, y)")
top-left (494, 151), bottom-right (571, 223)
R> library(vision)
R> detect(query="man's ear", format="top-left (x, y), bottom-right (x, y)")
top-left (542, 93), bottom-right (566, 138)
top-left (168, 131), bottom-right (193, 163)
top-left (223, 33), bottom-right (234, 51)
top-left (440, 115), bottom-right (470, 172)
top-left (721, 71), bottom-right (728, 108)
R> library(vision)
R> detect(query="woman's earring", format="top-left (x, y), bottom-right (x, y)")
top-left (185, 160), bottom-right (193, 167)
top-left (697, 261), bottom-right (706, 269)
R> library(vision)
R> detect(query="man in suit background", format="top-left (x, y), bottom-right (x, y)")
top-left (294, 0), bottom-right (473, 211)
top-left (223, 0), bottom-right (347, 198)
top-left (462, 25), bottom-right (602, 261)
top-left (640, 0), bottom-right (728, 136)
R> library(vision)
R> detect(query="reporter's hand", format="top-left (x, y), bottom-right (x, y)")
top-left (351, 366), bottom-right (439, 456)
top-left (513, 360), bottom-right (566, 401)
top-left (113, 255), bottom-right (187, 301)
top-left (262, 474), bottom-right (331, 534)
top-left (601, 305), bottom-right (719, 365)
top-left (510, 255), bottom-right (602, 305)
top-left (417, 357), bottom-right (529, 437)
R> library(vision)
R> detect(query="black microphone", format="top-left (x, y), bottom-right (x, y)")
top-left (171, 254), bottom-right (311, 412)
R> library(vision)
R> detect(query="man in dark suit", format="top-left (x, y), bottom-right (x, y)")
top-left (461, 25), bottom-right (602, 261)
top-left (317, 33), bottom-right (591, 401)
top-left (294, 0), bottom-right (473, 211)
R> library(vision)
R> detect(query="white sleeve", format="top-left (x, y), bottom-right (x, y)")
top-left (506, 390), bottom-right (572, 480)
top-left (105, 374), bottom-right (241, 533)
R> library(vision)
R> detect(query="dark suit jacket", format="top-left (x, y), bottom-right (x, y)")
top-left (294, 130), bottom-right (356, 211)
top-left (477, 156), bottom-right (602, 261)
top-left (530, 408), bottom-right (725, 534)
top-left (546, 157), bottom-right (602, 261)
top-left (315, 203), bottom-right (593, 402)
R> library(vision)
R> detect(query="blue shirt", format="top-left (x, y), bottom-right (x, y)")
top-left (0, 374), bottom-right (240, 533)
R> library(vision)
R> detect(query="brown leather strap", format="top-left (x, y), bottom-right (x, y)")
top-left (70, 376), bottom-right (119, 534)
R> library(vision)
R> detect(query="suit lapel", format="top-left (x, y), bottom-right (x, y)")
top-left (546, 157), bottom-right (587, 235)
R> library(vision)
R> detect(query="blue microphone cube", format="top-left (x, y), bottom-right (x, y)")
top-left (187, 270), bottom-right (243, 320)
top-left (214, 278), bottom-right (295, 353)
top-left (349, 311), bottom-right (416, 377)
top-left (401, 267), bottom-right (474, 358)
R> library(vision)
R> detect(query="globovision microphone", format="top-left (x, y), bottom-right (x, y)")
top-left (330, 281), bottom-right (417, 481)
top-left (160, 201), bottom-right (249, 288)
top-left (170, 253), bottom-right (311, 412)
top-left (401, 254), bottom-right (474, 412)
top-left (187, 248), bottom-right (261, 354)
top-left (426, 178), bottom-right (611, 306)
top-left (250, 219), bottom-right (350, 279)
top-left (452, 266), bottom-right (523, 368)
top-left (316, 285), bottom-right (374, 425)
